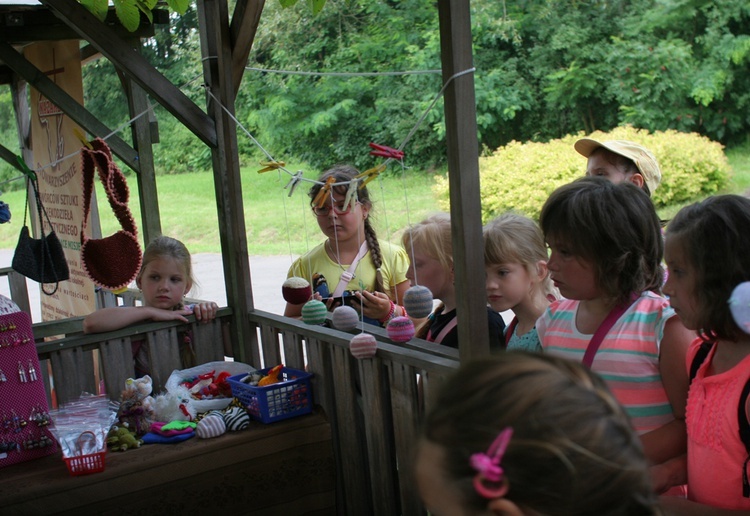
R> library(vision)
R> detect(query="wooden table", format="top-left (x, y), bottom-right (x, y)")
top-left (0, 411), bottom-right (336, 515)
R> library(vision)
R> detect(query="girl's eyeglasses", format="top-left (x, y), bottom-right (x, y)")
top-left (312, 202), bottom-right (357, 217)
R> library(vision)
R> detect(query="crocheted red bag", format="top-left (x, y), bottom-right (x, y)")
top-left (80, 139), bottom-right (142, 291)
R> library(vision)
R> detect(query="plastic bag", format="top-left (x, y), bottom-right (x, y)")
top-left (165, 361), bottom-right (256, 413)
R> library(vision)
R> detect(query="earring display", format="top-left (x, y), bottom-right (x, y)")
top-left (0, 311), bottom-right (57, 468)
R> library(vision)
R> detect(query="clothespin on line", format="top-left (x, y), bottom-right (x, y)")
top-left (369, 142), bottom-right (405, 161)
top-left (343, 178), bottom-right (359, 211)
top-left (73, 127), bottom-right (93, 150)
top-left (355, 163), bottom-right (386, 189)
top-left (312, 176), bottom-right (336, 208)
top-left (15, 155), bottom-right (36, 182)
top-left (284, 171), bottom-right (304, 197)
top-left (258, 160), bottom-right (286, 173)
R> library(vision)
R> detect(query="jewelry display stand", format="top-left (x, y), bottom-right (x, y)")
top-left (0, 311), bottom-right (57, 468)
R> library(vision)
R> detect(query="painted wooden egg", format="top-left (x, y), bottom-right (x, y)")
top-left (729, 282), bottom-right (750, 334)
top-left (403, 285), bottom-right (434, 319)
top-left (282, 276), bottom-right (313, 305)
top-left (386, 316), bottom-right (415, 342)
top-left (332, 305), bottom-right (359, 331)
top-left (301, 299), bottom-right (328, 325)
top-left (196, 414), bottom-right (226, 438)
top-left (349, 333), bottom-right (378, 359)
top-left (223, 407), bottom-right (251, 431)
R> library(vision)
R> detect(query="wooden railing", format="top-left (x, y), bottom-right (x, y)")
top-left (5, 257), bottom-right (460, 515)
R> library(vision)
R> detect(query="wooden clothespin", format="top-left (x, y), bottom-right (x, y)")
top-left (312, 177), bottom-right (336, 208)
top-left (343, 178), bottom-right (359, 211)
top-left (284, 171), bottom-right (304, 197)
top-left (258, 160), bottom-right (286, 173)
top-left (355, 163), bottom-right (386, 189)
top-left (73, 127), bottom-right (93, 150)
top-left (369, 142), bottom-right (404, 160)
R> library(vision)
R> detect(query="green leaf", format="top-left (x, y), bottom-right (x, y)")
top-left (80, 0), bottom-right (109, 21)
top-left (136, 0), bottom-right (153, 24)
top-left (279, 0), bottom-right (299, 7)
top-left (165, 0), bottom-right (190, 15)
top-left (113, 0), bottom-right (140, 32)
top-left (308, 0), bottom-right (326, 15)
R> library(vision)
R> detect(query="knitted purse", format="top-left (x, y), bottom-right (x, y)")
top-left (79, 138), bottom-right (142, 291)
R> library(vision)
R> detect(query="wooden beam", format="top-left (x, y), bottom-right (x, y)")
top-left (197, 0), bottom-right (256, 363)
top-left (229, 0), bottom-right (265, 96)
top-left (437, 0), bottom-right (489, 359)
top-left (39, 0), bottom-right (218, 148)
top-left (0, 41), bottom-right (141, 172)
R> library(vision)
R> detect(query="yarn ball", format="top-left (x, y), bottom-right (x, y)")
top-left (223, 407), bottom-right (251, 431)
top-left (350, 333), bottom-right (378, 359)
top-left (729, 281), bottom-right (750, 334)
top-left (196, 414), bottom-right (226, 439)
top-left (332, 305), bottom-right (360, 331)
top-left (282, 276), bottom-right (313, 305)
top-left (387, 316), bottom-right (415, 343)
top-left (301, 299), bottom-right (328, 325)
top-left (403, 285), bottom-right (434, 319)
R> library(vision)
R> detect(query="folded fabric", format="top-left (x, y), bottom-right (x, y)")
top-left (150, 421), bottom-right (197, 436)
top-left (141, 431), bottom-right (195, 445)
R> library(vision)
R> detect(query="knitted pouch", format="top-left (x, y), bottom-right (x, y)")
top-left (80, 138), bottom-right (142, 291)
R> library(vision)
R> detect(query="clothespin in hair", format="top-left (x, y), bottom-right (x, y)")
top-left (73, 127), bottom-right (93, 150)
top-left (15, 155), bottom-right (36, 182)
top-left (312, 176), bottom-right (336, 208)
top-left (284, 171), bottom-right (304, 197)
top-left (355, 163), bottom-right (386, 189)
top-left (369, 142), bottom-right (404, 161)
top-left (258, 160), bottom-right (285, 173)
top-left (343, 178), bottom-right (359, 211)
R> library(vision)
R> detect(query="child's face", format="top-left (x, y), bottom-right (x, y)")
top-left (546, 238), bottom-right (600, 301)
top-left (416, 440), bottom-right (474, 516)
top-left (406, 245), bottom-right (453, 301)
top-left (485, 262), bottom-right (535, 312)
top-left (137, 257), bottom-right (191, 310)
top-left (586, 153), bottom-right (643, 189)
top-left (663, 236), bottom-right (700, 330)
top-left (314, 191), bottom-right (369, 243)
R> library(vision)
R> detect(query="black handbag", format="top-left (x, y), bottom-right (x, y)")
top-left (12, 177), bottom-right (70, 295)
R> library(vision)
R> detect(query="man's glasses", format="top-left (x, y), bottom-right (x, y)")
top-left (312, 202), bottom-right (357, 217)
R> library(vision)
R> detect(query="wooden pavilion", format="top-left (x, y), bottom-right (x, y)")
top-left (0, 0), bottom-right (491, 513)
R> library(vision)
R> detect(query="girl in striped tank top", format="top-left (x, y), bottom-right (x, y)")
top-left (536, 177), bottom-right (695, 469)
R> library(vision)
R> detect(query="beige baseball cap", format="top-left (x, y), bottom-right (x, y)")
top-left (575, 138), bottom-right (662, 194)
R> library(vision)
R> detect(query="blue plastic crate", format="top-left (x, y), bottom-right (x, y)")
top-left (227, 367), bottom-right (313, 424)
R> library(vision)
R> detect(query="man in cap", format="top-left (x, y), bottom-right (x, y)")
top-left (574, 139), bottom-right (661, 197)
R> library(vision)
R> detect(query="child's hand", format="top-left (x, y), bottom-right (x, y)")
top-left (188, 302), bottom-right (219, 323)
top-left (355, 290), bottom-right (390, 321)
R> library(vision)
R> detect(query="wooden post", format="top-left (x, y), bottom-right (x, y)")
top-left (196, 0), bottom-right (258, 363)
top-left (437, 0), bottom-right (490, 359)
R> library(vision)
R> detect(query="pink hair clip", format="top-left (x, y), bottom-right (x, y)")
top-left (470, 427), bottom-right (513, 499)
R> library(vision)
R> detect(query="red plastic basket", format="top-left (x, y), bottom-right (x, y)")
top-left (63, 431), bottom-right (106, 476)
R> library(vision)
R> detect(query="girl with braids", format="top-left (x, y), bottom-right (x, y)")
top-left (284, 165), bottom-right (410, 326)
top-left (416, 352), bottom-right (660, 515)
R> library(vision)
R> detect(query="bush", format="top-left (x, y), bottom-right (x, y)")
top-left (433, 126), bottom-right (732, 221)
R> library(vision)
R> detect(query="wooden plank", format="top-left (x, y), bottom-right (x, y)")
top-left (437, 0), bottom-right (489, 359)
top-left (146, 328), bottom-right (181, 393)
top-left (40, 0), bottom-right (217, 148)
top-left (0, 41), bottom-right (140, 172)
top-left (6, 269), bottom-right (31, 316)
top-left (359, 358), bottom-right (398, 515)
top-left (259, 323), bottom-right (280, 368)
top-left (196, 0), bottom-right (256, 364)
top-left (388, 362), bottom-right (425, 516)
top-left (99, 337), bottom-right (135, 399)
top-left (192, 319), bottom-right (225, 364)
top-left (229, 0), bottom-right (265, 95)
top-left (281, 329), bottom-right (305, 370)
top-left (49, 347), bottom-right (95, 405)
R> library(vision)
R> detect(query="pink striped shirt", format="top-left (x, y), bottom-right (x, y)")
top-left (537, 291), bottom-right (675, 433)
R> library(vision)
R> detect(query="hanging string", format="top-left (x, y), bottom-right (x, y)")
top-left (245, 66), bottom-right (442, 77)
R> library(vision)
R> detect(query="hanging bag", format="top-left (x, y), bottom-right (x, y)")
top-left (12, 176), bottom-right (70, 295)
top-left (79, 138), bottom-right (142, 291)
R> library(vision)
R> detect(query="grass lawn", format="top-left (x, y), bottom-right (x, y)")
top-left (0, 141), bottom-right (748, 255)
